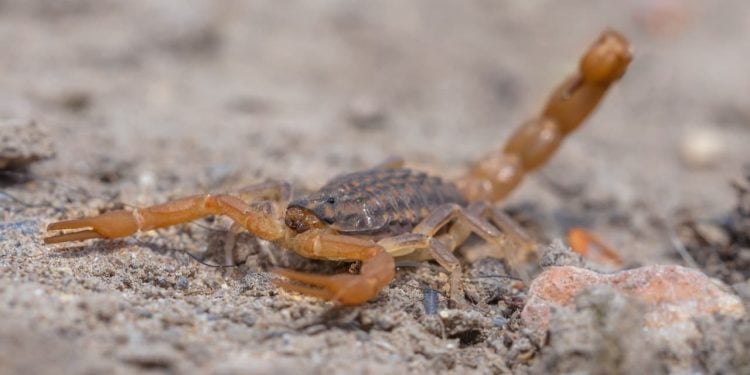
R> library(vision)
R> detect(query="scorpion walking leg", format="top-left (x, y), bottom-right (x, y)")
top-left (223, 181), bottom-right (291, 264)
top-left (44, 193), bottom-right (288, 244)
top-left (379, 204), bottom-right (514, 303)
top-left (236, 180), bottom-right (291, 212)
top-left (376, 232), bottom-right (466, 305)
top-left (462, 202), bottom-right (537, 282)
top-left (273, 230), bottom-right (396, 305)
top-left (426, 240), bottom-right (463, 305)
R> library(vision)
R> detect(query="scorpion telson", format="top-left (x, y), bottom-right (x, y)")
top-left (44, 30), bottom-right (632, 305)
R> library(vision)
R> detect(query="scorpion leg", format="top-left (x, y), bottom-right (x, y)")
top-left (236, 180), bottom-right (291, 212)
top-left (379, 204), bottom-right (518, 304)
top-left (465, 202), bottom-right (536, 264)
top-left (462, 202), bottom-right (537, 282)
top-left (223, 181), bottom-right (291, 264)
top-left (376, 233), bottom-right (467, 305)
top-left (273, 230), bottom-right (396, 305)
top-left (414, 203), bottom-right (535, 288)
top-left (222, 222), bottom-right (245, 266)
top-left (426, 239), bottom-right (464, 305)
top-left (44, 193), bottom-right (289, 245)
top-left (397, 202), bottom-right (535, 285)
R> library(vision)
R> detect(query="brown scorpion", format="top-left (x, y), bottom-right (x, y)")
top-left (44, 30), bottom-right (632, 305)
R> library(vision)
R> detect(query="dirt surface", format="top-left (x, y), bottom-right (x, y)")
top-left (2, 1), bottom-right (749, 374)
top-left (677, 169), bottom-right (750, 284)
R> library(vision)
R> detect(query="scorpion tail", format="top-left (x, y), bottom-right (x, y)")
top-left (454, 29), bottom-right (633, 203)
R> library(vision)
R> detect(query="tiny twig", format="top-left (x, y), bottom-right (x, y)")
top-left (665, 218), bottom-right (700, 269)
top-left (471, 274), bottom-right (523, 282)
top-left (0, 190), bottom-right (49, 208)
top-left (133, 239), bottom-right (238, 269)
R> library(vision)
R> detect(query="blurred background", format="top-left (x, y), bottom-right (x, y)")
top-left (1, 1), bottom-right (749, 372)
top-left (3, 0), bottom-right (748, 260)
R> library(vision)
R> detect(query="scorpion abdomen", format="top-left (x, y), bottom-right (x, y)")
top-left (288, 168), bottom-right (466, 237)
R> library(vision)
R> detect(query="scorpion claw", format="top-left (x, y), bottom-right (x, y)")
top-left (43, 229), bottom-right (104, 244)
top-left (273, 268), bottom-right (378, 305)
top-left (44, 210), bottom-right (141, 245)
top-left (273, 268), bottom-right (338, 288)
top-left (273, 279), bottom-right (335, 301)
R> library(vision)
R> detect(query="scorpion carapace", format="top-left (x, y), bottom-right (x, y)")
top-left (287, 168), bottom-right (466, 237)
top-left (44, 30), bottom-right (632, 305)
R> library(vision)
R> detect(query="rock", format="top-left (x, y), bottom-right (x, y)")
top-left (346, 96), bottom-right (388, 130)
top-left (533, 286), bottom-right (661, 374)
top-left (678, 171), bottom-right (750, 284)
top-left (734, 280), bottom-right (750, 311)
top-left (693, 316), bottom-right (750, 373)
top-left (679, 126), bottom-right (724, 169)
top-left (523, 265), bottom-right (747, 371)
top-left (175, 276), bottom-right (189, 290)
top-left (523, 265), bottom-right (745, 333)
top-left (0, 118), bottom-right (54, 170)
top-left (538, 239), bottom-right (585, 268)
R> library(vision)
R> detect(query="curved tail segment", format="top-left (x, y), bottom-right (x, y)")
top-left (455, 30), bottom-right (633, 203)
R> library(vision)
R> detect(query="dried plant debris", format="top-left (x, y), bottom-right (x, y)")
top-left (677, 169), bottom-right (750, 283)
top-left (0, 118), bottom-right (54, 170)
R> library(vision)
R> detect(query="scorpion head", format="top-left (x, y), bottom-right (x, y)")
top-left (285, 189), bottom-right (386, 234)
top-left (283, 205), bottom-right (325, 233)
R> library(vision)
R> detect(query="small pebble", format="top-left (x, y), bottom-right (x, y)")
top-left (492, 317), bottom-right (507, 327)
top-left (355, 331), bottom-right (370, 342)
top-left (155, 276), bottom-right (169, 288)
top-left (138, 171), bottom-right (156, 189)
top-left (679, 127), bottom-right (723, 169)
top-left (422, 287), bottom-right (439, 315)
top-left (346, 97), bottom-right (387, 130)
top-left (240, 313), bottom-right (256, 327)
top-left (175, 276), bottom-right (189, 290)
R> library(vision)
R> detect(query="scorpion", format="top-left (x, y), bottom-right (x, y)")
top-left (44, 30), bottom-right (632, 305)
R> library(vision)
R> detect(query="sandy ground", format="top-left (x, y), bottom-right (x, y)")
top-left (1, 0), bottom-right (749, 373)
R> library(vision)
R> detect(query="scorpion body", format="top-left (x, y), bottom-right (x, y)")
top-left (44, 31), bottom-right (632, 305)
top-left (287, 168), bottom-right (466, 238)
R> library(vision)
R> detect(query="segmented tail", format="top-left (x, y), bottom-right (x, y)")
top-left (455, 30), bottom-right (632, 202)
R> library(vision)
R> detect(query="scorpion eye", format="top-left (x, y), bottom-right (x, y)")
top-left (323, 217), bottom-right (335, 225)
top-left (326, 197), bottom-right (336, 204)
